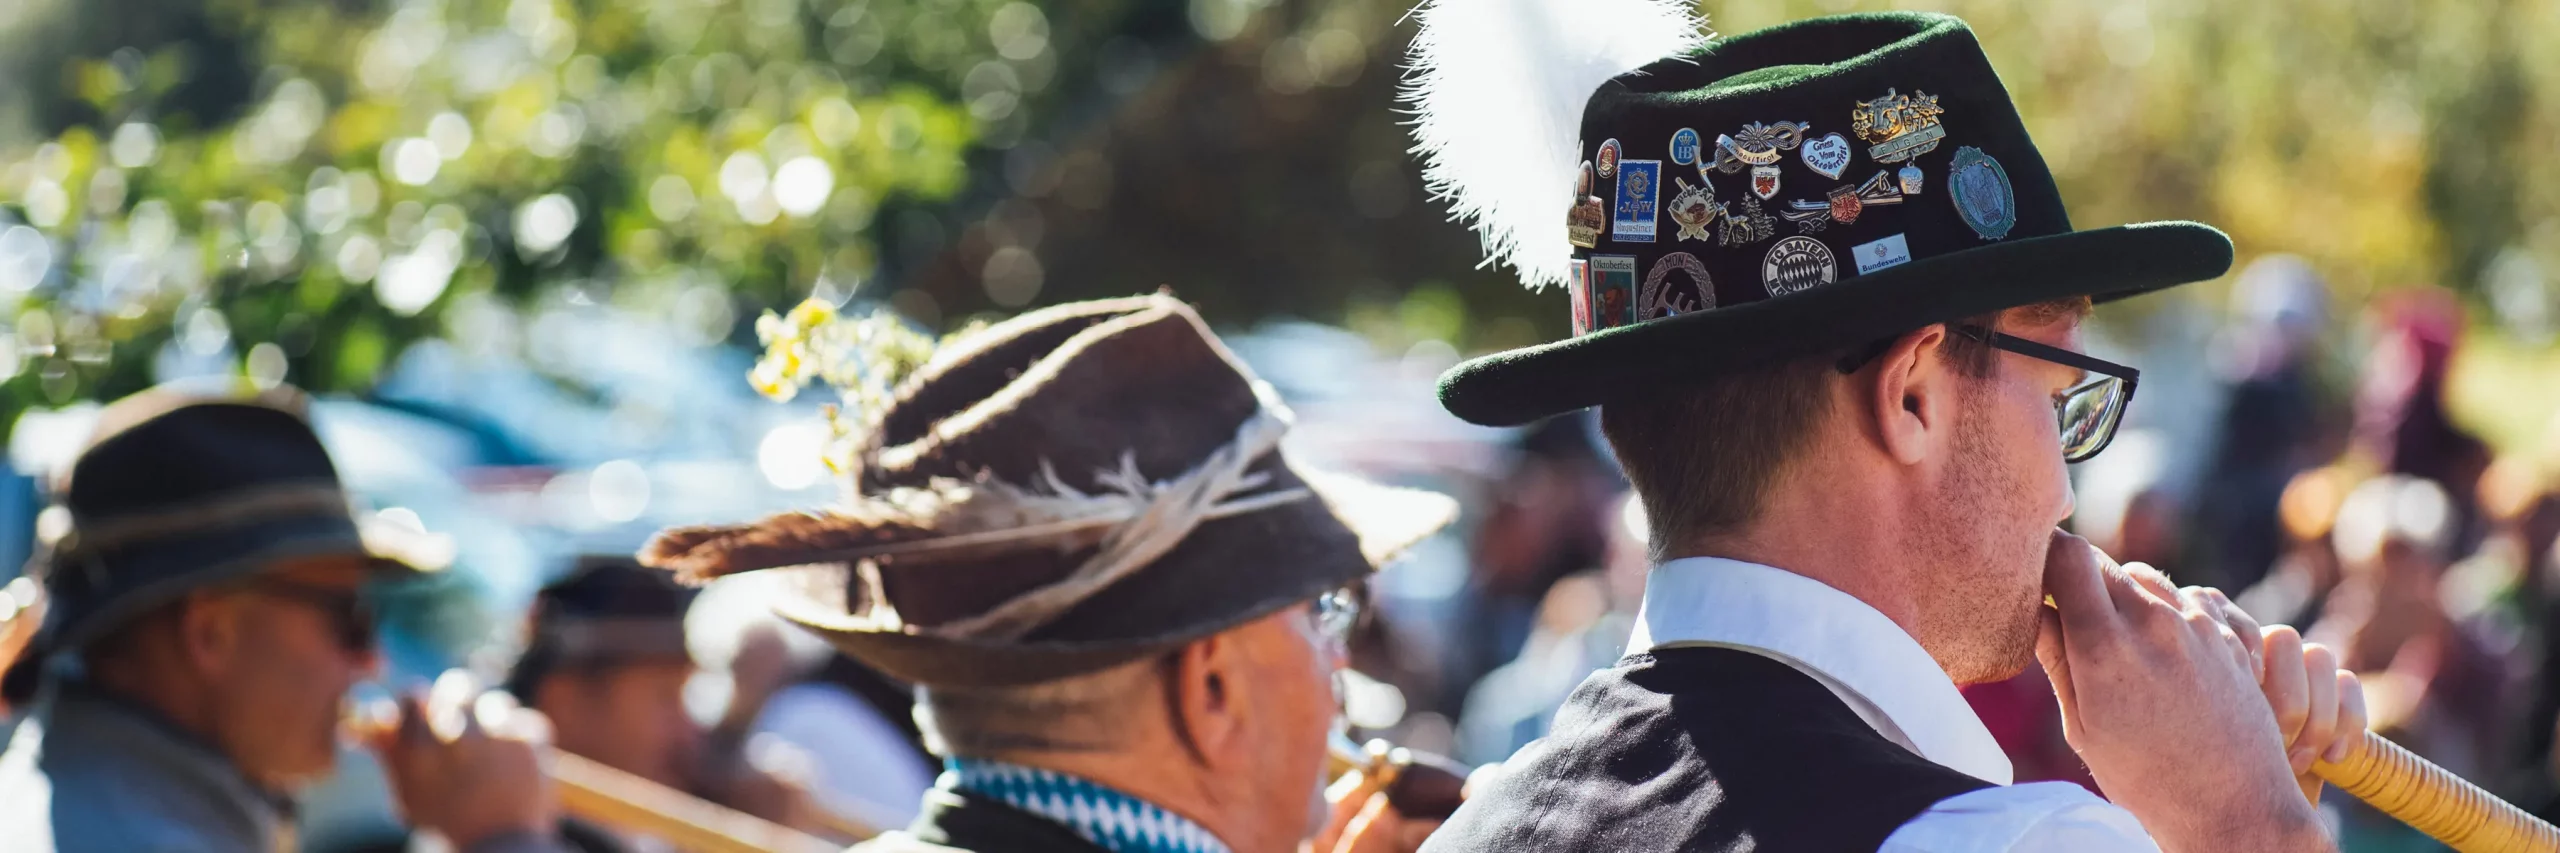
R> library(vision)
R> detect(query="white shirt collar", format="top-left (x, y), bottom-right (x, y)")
top-left (1628, 556), bottom-right (2015, 785)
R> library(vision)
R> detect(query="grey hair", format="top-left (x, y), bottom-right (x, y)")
top-left (913, 657), bottom-right (1163, 757)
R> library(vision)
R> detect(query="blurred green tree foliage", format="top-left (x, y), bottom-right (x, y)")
top-left (0, 0), bottom-right (1149, 429)
top-left (1, 0), bottom-right (2554, 438)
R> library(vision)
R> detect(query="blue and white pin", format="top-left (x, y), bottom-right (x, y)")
top-left (1668, 128), bottom-right (1702, 167)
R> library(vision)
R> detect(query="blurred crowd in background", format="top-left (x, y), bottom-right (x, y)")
top-left (1, 0), bottom-right (2558, 850)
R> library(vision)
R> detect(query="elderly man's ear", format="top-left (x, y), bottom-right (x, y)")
top-left (1169, 631), bottom-right (1247, 767)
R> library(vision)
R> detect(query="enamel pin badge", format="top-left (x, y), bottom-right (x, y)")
top-left (1640, 252), bottom-right (1715, 320)
top-left (1710, 121), bottom-right (1811, 200)
top-left (1588, 255), bottom-right (1638, 329)
top-left (1613, 160), bottom-right (1663, 242)
top-left (1666, 178), bottom-right (1719, 242)
top-left (1779, 170), bottom-right (1906, 233)
top-left (1669, 128), bottom-right (1702, 167)
top-left (1568, 259), bottom-right (1593, 335)
top-left (1948, 146), bottom-right (2016, 240)
top-left (1762, 236), bottom-right (1838, 297)
top-left (1801, 132), bottom-right (1851, 180)
top-left (1852, 89), bottom-right (1946, 194)
top-left (1567, 161), bottom-right (1605, 248)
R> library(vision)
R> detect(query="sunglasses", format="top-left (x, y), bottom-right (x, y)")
top-left (239, 579), bottom-right (379, 653)
top-left (1309, 586), bottom-right (1364, 658)
top-left (1836, 325), bottom-right (2140, 464)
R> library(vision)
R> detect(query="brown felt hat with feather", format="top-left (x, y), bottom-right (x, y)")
top-left (642, 294), bottom-right (1456, 687)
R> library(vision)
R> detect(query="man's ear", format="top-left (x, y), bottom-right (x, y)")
top-left (1166, 630), bottom-right (1247, 769)
top-left (1867, 324), bottom-right (1954, 466)
top-left (177, 593), bottom-right (244, 679)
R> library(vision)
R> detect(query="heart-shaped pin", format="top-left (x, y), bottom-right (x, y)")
top-left (1801, 133), bottom-right (1851, 180)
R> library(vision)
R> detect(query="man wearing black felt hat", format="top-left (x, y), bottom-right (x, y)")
top-left (0, 386), bottom-right (571, 853)
top-left (642, 295), bottom-right (1461, 853)
top-left (505, 555), bottom-right (835, 849)
top-left (1405, 5), bottom-right (2368, 851)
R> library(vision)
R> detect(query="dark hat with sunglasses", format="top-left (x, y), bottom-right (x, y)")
top-left (1405, 9), bottom-right (2221, 432)
top-left (22, 386), bottom-right (454, 663)
top-left (639, 294), bottom-right (1457, 688)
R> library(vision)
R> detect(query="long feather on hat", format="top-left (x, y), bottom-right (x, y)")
top-left (1402, 0), bottom-right (1710, 291)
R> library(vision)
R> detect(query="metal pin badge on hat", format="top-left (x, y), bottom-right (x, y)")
top-left (1666, 178), bottom-right (1718, 242)
top-left (1761, 236), bottom-right (1838, 297)
top-left (1640, 252), bottom-right (1714, 320)
top-left (1853, 89), bottom-right (1945, 194)
top-left (1612, 160), bottom-right (1662, 242)
top-left (1949, 146), bottom-right (2017, 240)
top-left (1710, 121), bottom-right (1809, 200)
top-left (1567, 161), bottom-right (1605, 248)
top-left (1800, 133), bottom-right (1851, 180)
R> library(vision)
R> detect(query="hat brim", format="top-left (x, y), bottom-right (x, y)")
top-left (1438, 220), bottom-right (2235, 427)
top-left (766, 471), bottom-right (1457, 687)
top-left (46, 513), bottom-right (450, 651)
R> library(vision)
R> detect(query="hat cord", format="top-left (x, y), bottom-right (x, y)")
top-left (930, 407), bottom-right (1305, 641)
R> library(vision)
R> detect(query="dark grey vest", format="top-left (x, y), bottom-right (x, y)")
top-left (1422, 647), bottom-right (1995, 853)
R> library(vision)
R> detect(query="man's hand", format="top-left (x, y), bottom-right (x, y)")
top-left (359, 671), bottom-right (561, 850)
top-left (2036, 531), bottom-right (2333, 853)
top-left (2256, 622), bottom-right (2367, 803)
top-left (1305, 768), bottom-right (1442, 853)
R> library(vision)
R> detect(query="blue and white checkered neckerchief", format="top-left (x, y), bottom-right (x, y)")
top-left (943, 757), bottom-right (1234, 853)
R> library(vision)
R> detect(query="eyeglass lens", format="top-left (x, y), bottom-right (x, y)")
top-left (1314, 588), bottom-right (1361, 653)
top-left (2058, 377), bottom-right (2129, 462)
top-left (251, 582), bottom-right (378, 652)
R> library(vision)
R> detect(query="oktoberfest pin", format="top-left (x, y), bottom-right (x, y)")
top-left (1666, 178), bottom-right (1719, 242)
top-left (1668, 128), bottom-right (1702, 167)
top-left (1800, 132), bottom-right (1851, 180)
top-left (1640, 252), bottom-right (1715, 320)
top-left (1762, 235), bottom-right (1838, 297)
top-left (1948, 146), bottom-right (2016, 240)
top-left (1596, 139), bottom-right (1622, 178)
top-left (1851, 89), bottom-right (1946, 170)
top-left (1612, 160), bottom-right (1662, 242)
top-left (1587, 255), bottom-right (1638, 329)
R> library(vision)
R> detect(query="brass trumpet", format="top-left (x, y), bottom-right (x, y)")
top-left (1327, 731), bottom-right (1471, 820)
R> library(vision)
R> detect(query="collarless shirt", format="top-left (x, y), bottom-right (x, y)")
top-left (942, 757), bottom-right (1233, 853)
top-left (1631, 557), bottom-right (2159, 852)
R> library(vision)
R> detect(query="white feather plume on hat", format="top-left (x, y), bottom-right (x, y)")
top-left (1402, 0), bottom-right (1710, 291)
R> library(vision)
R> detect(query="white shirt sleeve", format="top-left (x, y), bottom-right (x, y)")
top-left (1878, 781), bottom-right (2160, 853)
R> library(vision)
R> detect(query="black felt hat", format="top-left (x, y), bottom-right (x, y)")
top-left (504, 555), bottom-right (699, 697)
top-left (1412, 11), bottom-right (2232, 426)
top-left (32, 387), bottom-right (453, 653)
top-left (641, 295), bottom-right (1456, 688)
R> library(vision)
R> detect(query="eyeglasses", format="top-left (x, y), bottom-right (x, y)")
top-left (239, 579), bottom-right (378, 653)
top-left (1836, 325), bottom-right (2140, 464)
top-left (1309, 586), bottom-right (1364, 658)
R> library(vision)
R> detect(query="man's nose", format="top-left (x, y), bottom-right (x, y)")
top-left (351, 646), bottom-right (385, 678)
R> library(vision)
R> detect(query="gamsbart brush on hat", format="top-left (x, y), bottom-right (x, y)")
top-left (641, 294), bottom-right (1456, 688)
